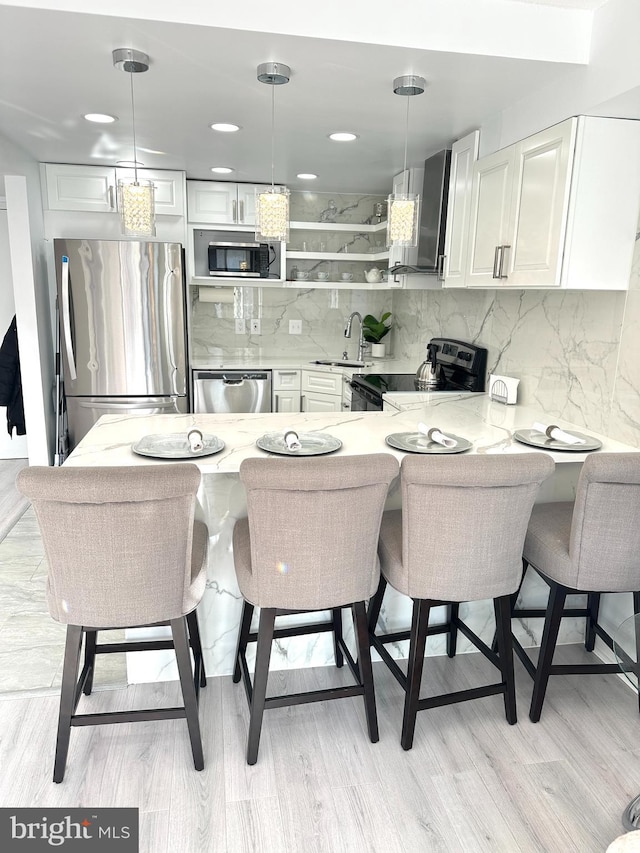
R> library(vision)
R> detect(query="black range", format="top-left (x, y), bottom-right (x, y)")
top-left (350, 338), bottom-right (487, 412)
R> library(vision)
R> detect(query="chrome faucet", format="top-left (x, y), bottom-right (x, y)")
top-left (344, 311), bottom-right (365, 362)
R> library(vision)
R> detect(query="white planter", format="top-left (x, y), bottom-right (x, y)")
top-left (371, 343), bottom-right (386, 358)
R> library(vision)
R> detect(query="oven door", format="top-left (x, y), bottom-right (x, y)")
top-left (349, 381), bottom-right (382, 412)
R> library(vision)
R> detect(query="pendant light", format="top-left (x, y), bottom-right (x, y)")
top-left (387, 75), bottom-right (426, 249)
top-left (112, 48), bottom-right (156, 237)
top-left (255, 62), bottom-right (291, 243)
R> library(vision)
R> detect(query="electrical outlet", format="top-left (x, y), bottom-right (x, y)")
top-left (289, 319), bottom-right (302, 335)
top-left (250, 319), bottom-right (261, 335)
top-left (235, 318), bottom-right (245, 334)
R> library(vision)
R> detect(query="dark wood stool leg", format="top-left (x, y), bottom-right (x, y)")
top-left (53, 624), bottom-right (83, 783)
top-left (186, 610), bottom-right (207, 688)
top-left (171, 617), bottom-right (204, 771)
top-left (494, 595), bottom-right (517, 725)
top-left (529, 582), bottom-right (567, 723)
top-left (367, 575), bottom-right (387, 634)
top-left (82, 630), bottom-right (97, 695)
top-left (401, 599), bottom-right (431, 751)
top-left (633, 591), bottom-right (640, 714)
top-left (352, 600), bottom-right (379, 743)
top-left (584, 593), bottom-right (601, 652)
top-left (332, 608), bottom-right (344, 669)
top-left (247, 608), bottom-right (276, 766)
top-left (447, 603), bottom-right (459, 658)
top-left (492, 559), bottom-right (528, 653)
top-left (233, 601), bottom-right (254, 684)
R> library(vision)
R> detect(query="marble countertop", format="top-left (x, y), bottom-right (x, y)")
top-left (65, 393), bottom-right (638, 472)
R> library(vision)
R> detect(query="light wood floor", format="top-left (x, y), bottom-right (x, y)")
top-left (0, 646), bottom-right (637, 852)
top-left (0, 458), bottom-right (28, 543)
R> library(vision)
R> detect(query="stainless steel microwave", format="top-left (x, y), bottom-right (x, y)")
top-left (208, 241), bottom-right (270, 278)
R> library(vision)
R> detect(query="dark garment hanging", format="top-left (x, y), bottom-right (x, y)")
top-left (0, 315), bottom-right (25, 436)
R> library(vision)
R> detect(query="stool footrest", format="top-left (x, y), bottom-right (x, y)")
top-left (71, 707), bottom-right (186, 726)
top-left (417, 683), bottom-right (505, 711)
top-left (265, 684), bottom-right (363, 710)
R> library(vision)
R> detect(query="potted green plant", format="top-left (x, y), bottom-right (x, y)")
top-left (363, 312), bottom-right (392, 357)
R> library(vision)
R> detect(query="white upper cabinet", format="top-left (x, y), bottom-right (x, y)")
top-left (465, 116), bottom-right (640, 290)
top-left (42, 163), bottom-right (185, 216)
top-left (115, 168), bottom-right (185, 216)
top-left (43, 164), bottom-right (117, 213)
top-left (466, 145), bottom-right (515, 287)
top-left (442, 130), bottom-right (479, 287)
top-left (187, 181), bottom-right (269, 225)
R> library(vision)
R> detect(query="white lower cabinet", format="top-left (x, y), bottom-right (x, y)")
top-left (301, 369), bottom-right (343, 412)
top-left (272, 369), bottom-right (301, 413)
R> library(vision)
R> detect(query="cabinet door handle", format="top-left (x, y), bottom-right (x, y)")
top-left (493, 245), bottom-right (501, 279)
top-left (499, 244), bottom-right (510, 279)
top-left (108, 186), bottom-right (115, 210)
top-left (232, 200), bottom-right (237, 222)
top-left (437, 254), bottom-right (446, 280)
top-left (239, 200), bottom-right (245, 222)
top-left (300, 395), bottom-right (305, 411)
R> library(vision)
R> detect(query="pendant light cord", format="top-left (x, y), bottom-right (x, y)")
top-left (270, 82), bottom-right (275, 190)
top-left (129, 68), bottom-right (139, 184)
top-left (402, 94), bottom-right (410, 178)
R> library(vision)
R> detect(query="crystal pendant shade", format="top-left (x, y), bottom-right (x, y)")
top-left (387, 193), bottom-right (420, 248)
top-left (117, 179), bottom-right (156, 237)
top-left (255, 186), bottom-right (290, 242)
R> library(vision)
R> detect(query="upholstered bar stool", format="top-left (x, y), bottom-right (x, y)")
top-left (232, 453), bottom-right (399, 765)
top-left (17, 464), bottom-right (209, 782)
top-left (368, 453), bottom-right (554, 750)
top-left (510, 453), bottom-right (640, 722)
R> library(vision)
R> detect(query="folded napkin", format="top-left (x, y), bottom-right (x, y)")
top-left (417, 422), bottom-right (458, 448)
top-left (532, 421), bottom-right (585, 445)
top-left (283, 429), bottom-right (302, 451)
top-left (187, 428), bottom-right (204, 452)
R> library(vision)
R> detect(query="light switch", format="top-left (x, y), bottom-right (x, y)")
top-left (250, 319), bottom-right (261, 335)
top-left (289, 320), bottom-right (302, 334)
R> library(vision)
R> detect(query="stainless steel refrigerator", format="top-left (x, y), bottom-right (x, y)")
top-left (54, 239), bottom-right (188, 451)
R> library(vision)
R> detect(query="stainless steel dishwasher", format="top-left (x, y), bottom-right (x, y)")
top-left (193, 370), bottom-right (272, 413)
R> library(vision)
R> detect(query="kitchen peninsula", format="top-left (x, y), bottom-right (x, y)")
top-left (65, 395), bottom-right (639, 684)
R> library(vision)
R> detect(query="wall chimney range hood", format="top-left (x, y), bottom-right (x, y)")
top-left (388, 148), bottom-right (452, 276)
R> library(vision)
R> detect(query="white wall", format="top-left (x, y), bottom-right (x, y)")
top-left (0, 209), bottom-right (28, 458)
top-left (0, 132), bottom-right (54, 465)
top-left (479, 0), bottom-right (640, 154)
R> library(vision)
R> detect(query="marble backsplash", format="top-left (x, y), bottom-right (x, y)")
top-left (191, 286), bottom-right (392, 361)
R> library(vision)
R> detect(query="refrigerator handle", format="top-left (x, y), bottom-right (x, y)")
top-left (60, 255), bottom-right (77, 381)
top-left (78, 399), bottom-right (179, 411)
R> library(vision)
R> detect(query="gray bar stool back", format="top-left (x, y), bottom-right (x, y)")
top-left (17, 464), bottom-right (209, 782)
top-left (369, 453), bottom-right (554, 750)
top-left (232, 453), bottom-right (399, 765)
top-left (511, 452), bottom-right (640, 721)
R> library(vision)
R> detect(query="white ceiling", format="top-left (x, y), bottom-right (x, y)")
top-left (0, 2), bottom-right (610, 195)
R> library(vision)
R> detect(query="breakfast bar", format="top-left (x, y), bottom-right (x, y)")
top-left (65, 394), bottom-right (639, 684)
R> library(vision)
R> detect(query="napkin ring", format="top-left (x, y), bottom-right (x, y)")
top-left (284, 430), bottom-right (299, 442)
top-left (427, 428), bottom-right (440, 441)
top-left (188, 428), bottom-right (203, 441)
top-left (545, 425), bottom-right (559, 438)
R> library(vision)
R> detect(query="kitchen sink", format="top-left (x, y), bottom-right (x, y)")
top-left (310, 359), bottom-right (368, 368)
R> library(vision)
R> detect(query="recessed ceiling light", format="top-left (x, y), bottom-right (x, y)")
top-left (329, 132), bottom-right (358, 142)
top-left (116, 160), bottom-right (144, 168)
top-left (210, 123), bottom-right (240, 133)
top-left (211, 166), bottom-right (234, 174)
top-left (297, 173), bottom-right (317, 180)
top-left (84, 113), bottom-right (117, 124)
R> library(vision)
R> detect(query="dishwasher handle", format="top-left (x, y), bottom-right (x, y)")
top-left (194, 371), bottom-right (270, 382)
